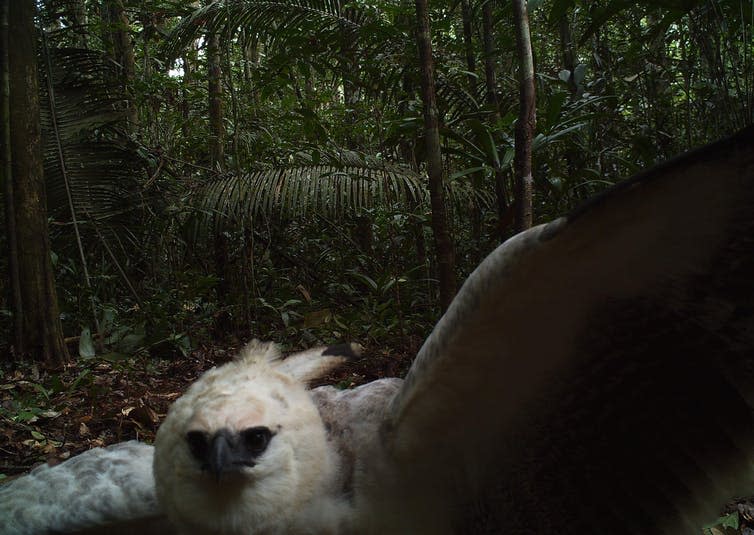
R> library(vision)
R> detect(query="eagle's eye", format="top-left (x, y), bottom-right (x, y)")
top-left (185, 430), bottom-right (210, 461)
top-left (241, 426), bottom-right (273, 456)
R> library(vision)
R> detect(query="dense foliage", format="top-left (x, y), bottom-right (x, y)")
top-left (1, 0), bottom-right (751, 359)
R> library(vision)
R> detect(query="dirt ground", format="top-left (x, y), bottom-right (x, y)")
top-left (0, 341), bottom-right (416, 476)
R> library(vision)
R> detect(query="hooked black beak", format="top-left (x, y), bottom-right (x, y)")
top-left (208, 429), bottom-right (251, 481)
top-left (186, 427), bottom-right (273, 481)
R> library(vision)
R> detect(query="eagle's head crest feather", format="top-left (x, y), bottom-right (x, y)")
top-left (153, 340), bottom-right (349, 534)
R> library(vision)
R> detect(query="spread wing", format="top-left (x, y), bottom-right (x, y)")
top-left (372, 127), bottom-right (754, 534)
top-left (0, 441), bottom-right (173, 535)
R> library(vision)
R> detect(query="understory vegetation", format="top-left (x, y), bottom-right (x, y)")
top-left (2, 0), bottom-right (752, 360)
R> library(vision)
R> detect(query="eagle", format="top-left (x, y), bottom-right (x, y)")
top-left (2, 126), bottom-right (754, 534)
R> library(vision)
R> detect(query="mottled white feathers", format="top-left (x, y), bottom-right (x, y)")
top-left (153, 341), bottom-right (356, 534)
top-left (0, 441), bottom-right (162, 535)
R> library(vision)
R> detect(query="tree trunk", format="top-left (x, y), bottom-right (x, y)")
top-left (460, 0), bottom-right (476, 91)
top-left (207, 30), bottom-right (224, 170)
top-left (180, 49), bottom-right (193, 142)
top-left (645, 14), bottom-right (672, 157)
top-left (414, 0), bottom-right (456, 311)
top-left (398, 71), bottom-right (429, 281)
top-left (1, 0), bottom-right (22, 352)
top-left (341, 8), bottom-right (362, 149)
top-left (102, 0), bottom-right (137, 128)
top-left (512, 0), bottom-right (535, 232)
top-left (140, 9), bottom-right (153, 80)
top-left (482, 2), bottom-right (498, 116)
top-left (207, 26), bottom-right (227, 329)
top-left (482, 0), bottom-right (509, 242)
top-left (6, 0), bottom-right (70, 367)
top-left (558, 12), bottom-right (580, 180)
top-left (558, 15), bottom-right (578, 96)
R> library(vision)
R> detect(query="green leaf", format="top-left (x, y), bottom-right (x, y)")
top-left (544, 91), bottom-right (569, 131)
top-left (703, 511), bottom-right (739, 530)
top-left (32, 383), bottom-right (51, 400)
top-left (171, 334), bottom-right (192, 357)
top-left (501, 147), bottom-right (515, 169)
top-left (47, 375), bottom-right (64, 394)
top-left (450, 166), bottom-right (487, 180)
top-left (467, 119), bottom-right (500, 167)
top-left (282, 299), bottom-right (302, 309)
top-left (348, 271), bottom-right (379, 292)
top-left (721, 512), bottom-right (740, 529)
top-left (16, 411), bottom-right (39, 423)
top-left (69, 370), bottom-right (92, 391)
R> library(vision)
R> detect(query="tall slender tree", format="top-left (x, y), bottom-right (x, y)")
top-left (207, 29), bottom-right (224, 170)
top-left (512, 0), bottom-right (534, 232)
top-left (205, 5), bottom-right (229, 328)
top-left (460, 0), bottom-right (476, 90)
top-left (0, 0), bottom-right (21, 352)
top-left (482, 0), bottom-right (509, 241)
top-left (558, 14), bottom-right (577, 96)
top-left (414, 0), bottom-right (456, 310)
top-left (5, 0), bottom-right (69, 367)
top-left (102, 0), bottom-right (137, 128)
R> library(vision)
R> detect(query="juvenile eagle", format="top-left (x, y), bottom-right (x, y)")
top-left (2, 127), bottom-right (754, 534)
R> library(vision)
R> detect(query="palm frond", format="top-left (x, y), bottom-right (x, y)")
top-left (199, 159), bottom-right (424, 220)
top-left (435, 71), bottom-right (488, 125)
top-left (164, 0), bottom-right (410, 104)
top-left (39, 47), bottom-right (144, 253)
top-left (447, 176), bottom-right (496, 211)
top-left (184, 145), bottom-right (496, 248)
top-left (184, 154), bottom-right (425, 242)
top-left (165, 0), bottom-right (390, 61)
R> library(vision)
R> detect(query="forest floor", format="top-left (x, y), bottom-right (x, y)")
top-left (1, 340), bottom-right (751, 534)
top-left (0, 340), bottom-right (417, 477)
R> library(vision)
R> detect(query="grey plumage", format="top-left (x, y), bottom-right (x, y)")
top-left (0, 441), bottom-right (163, 534)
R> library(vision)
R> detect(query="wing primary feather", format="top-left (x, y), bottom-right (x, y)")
top-left (370, 126), bottom-right (754, 534)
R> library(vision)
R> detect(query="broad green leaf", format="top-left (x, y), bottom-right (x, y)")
top-left (450, 166), bottom-right (487, 180)
top-left (348, 271), bottom-right (379, 292)
top-left (544, 91), bottom-right (569, 131)
top-left (467, 119), bottom-right (500, 167)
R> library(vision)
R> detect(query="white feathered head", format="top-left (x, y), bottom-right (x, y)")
top-left (153, 340), bottom-right (350, 534)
